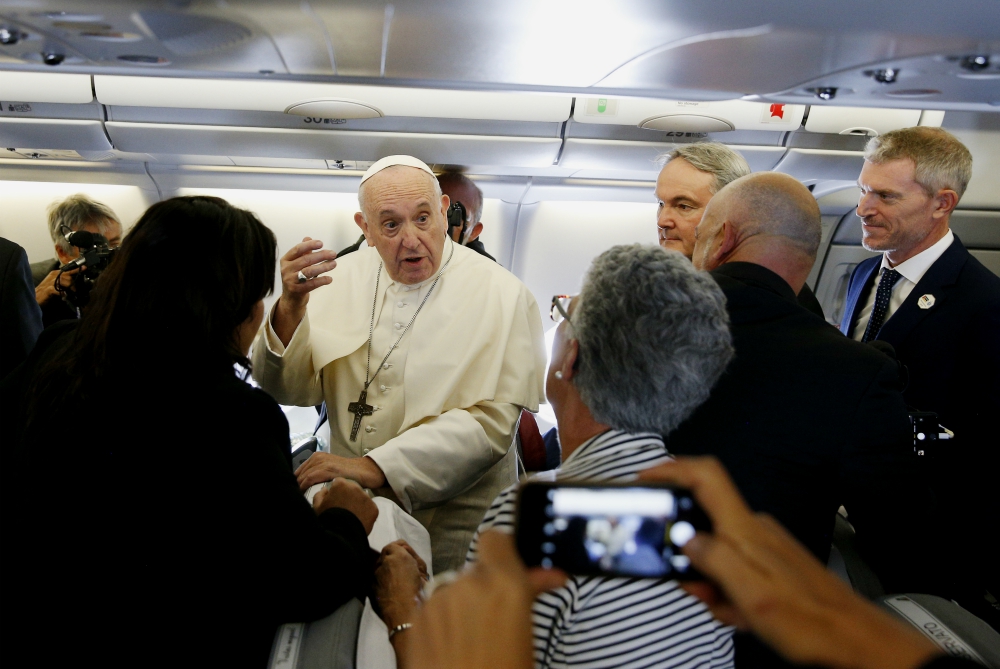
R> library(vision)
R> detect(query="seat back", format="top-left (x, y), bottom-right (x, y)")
top-left (269, 597), bottom-right (364, 669)
top-left (880, 594), bottom-right (1000, 668)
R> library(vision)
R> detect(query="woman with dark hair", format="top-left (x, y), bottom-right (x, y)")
top-left (4, 197), bottom-right (380, 666)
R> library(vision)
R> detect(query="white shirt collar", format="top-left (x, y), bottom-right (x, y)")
top-left (880, 229), bottom-right (954, 285)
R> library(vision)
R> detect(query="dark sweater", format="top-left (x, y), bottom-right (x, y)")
top-left (2, 326), bottom-right (375, 667)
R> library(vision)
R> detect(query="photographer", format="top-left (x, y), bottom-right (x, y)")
top-left (30, 194), bottom-right (122, 328)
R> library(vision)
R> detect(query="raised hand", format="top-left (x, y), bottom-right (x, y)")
top-left (273, 237), bottom-right (338, 345)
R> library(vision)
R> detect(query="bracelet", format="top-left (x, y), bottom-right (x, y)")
top-left (387, 622), bottom-right (413, 640)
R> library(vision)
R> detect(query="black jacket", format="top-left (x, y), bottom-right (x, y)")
top-left (667, 262), bottom-right (936, 666)
top-left (2, 326), bottom-right (375, 667)
top-left (668, 262), bottom-right (927, 583)
top-left (0, 238), bottom-right (43, 379)
top-left (840, 236), bottom-right (1000, 598)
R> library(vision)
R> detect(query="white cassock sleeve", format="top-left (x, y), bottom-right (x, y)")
top-left (365, 401), bottom-right (521, 513)
top-left (250, 309), bottom-right (325, 407)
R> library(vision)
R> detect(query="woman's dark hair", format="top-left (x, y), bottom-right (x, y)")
top-left (28, 196), bottom-right (276, 421)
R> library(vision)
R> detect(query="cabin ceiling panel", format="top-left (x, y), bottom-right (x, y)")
top-left (1, 1), bottom-right (998, 108)
top-left (106, 121), bottom-right (562, 166)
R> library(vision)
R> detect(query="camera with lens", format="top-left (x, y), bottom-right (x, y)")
top-left (57, 229), bottom-right (118, 308)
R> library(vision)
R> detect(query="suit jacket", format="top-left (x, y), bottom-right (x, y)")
top-left (840, 235), bottom-right (1000, 594)
top-left (2, 324), bottom-right (376, 667)
top-left (0, 238), bottom-right (43, 380)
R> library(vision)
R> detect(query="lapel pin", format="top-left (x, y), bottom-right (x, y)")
top-left (917, 294), bottom-right (936, 310)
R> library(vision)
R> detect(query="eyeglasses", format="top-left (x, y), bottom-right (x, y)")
top-left (550, 294), bottom-right (573, 324)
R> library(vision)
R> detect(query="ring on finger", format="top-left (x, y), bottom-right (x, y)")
top-left (296, 270), bottom-right (310, 283)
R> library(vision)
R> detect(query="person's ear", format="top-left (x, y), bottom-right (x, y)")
top-left (354, 212), bottom-right (372, 243)
top-left (932, 189), bottom-right (959, 219)
top-left (467, 222), bottom-right (484, 242)
top-left (560, 338), bottom-right (579, 382)
top-left (710, 220), bottom-right (738, 266)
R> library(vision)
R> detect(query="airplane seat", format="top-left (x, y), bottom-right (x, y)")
top-left (828, 511), bottom-right (885, 600)
top-left (269, 598), bottom-right (364, 669)
top-left (270, 496), bottom-right (434, 669)
top-left (879, 594), bottom-right (1000, 667)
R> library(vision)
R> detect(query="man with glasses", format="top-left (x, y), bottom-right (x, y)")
top-left (655, 142), bottom-right (825, 317)
top-left (840, 127), bottom-right (1000, 626)
top-left (31, 194), bottom-right (122, 328)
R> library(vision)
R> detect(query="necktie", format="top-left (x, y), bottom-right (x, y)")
top-left (861, 268), bottom-right (903, 342)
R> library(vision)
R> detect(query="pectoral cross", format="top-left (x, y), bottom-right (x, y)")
top-left (348, 390), bottom-right (374, 441)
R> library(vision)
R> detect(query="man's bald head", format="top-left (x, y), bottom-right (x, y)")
top-left (692, 172), bottom-right (821, 291)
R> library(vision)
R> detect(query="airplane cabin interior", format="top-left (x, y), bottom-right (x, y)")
top-left (1, 2), bottom-right (998, 668)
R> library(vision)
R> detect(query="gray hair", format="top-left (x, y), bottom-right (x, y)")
top-left (47, 194), bottom-right (121, 255)
top-left (357, 165), bottom-right (444, 222)
top-left (573, 244), bottom-right (734, 435)
top-left (864, 127), bottom-right (973, 199)
top-left (657, 143), bottom-right (751, 194)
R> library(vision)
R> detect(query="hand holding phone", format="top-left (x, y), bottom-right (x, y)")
top-left (515, 481), bottom-right (710, 579)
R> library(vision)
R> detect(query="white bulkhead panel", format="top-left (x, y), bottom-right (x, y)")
top-left (0, 72), bottom-right (94, 104)
top-left (93, 76), bottom-right (572, 123)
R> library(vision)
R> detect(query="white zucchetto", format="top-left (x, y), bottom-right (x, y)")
top-left (360, 155), bottom-right (435, 185)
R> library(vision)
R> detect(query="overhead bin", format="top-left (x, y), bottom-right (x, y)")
top-left (0, 72), bottom-right (94, 105)
top-left (105, 122), bottom-right (562, 167)
top-left (805, 106), bottom-right (929, 136)
top-left (94, 76), bottom-right (572, 123)
top-left (573, 97), bottom-right (806, 133)
top-left (774, 149), bottom-right (865, 182)
top-left (559, 138), bottom-right (786, 173)
top-left (0, 118), bottom-right (113, 152)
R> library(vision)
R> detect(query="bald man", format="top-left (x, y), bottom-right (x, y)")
top-left (667, 172), bottom-right (932, 665)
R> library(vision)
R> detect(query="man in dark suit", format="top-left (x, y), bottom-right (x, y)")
top-left (840, 127), bottom-right (1000, 624)
top-left (0, 238), bottom-right (43, 380)
top-left (655, 142), bottom-right (824, 317)
top-left (669, 171), bottom-right (930, 665)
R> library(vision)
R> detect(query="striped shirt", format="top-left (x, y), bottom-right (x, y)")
top-left (467, 430), bottom-right (734, 669)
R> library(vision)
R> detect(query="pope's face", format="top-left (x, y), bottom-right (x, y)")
top-left (655, 158), bottom-right (716, 259)
top-left (359, 167), bottom-right (449, 285)
top-left (856, 158), bottom-right (940, 258)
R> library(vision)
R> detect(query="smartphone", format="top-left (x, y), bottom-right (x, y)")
top-left (516, 481), bottom-right (709, 579)
top-left (291, 437), bottom-right (319, 471)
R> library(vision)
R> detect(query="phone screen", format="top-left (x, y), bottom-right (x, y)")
top-left (516, 483), bottom-right (709, 579)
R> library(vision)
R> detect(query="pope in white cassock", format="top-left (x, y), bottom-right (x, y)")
top-left (252, 155), bottom-right (546, 573)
